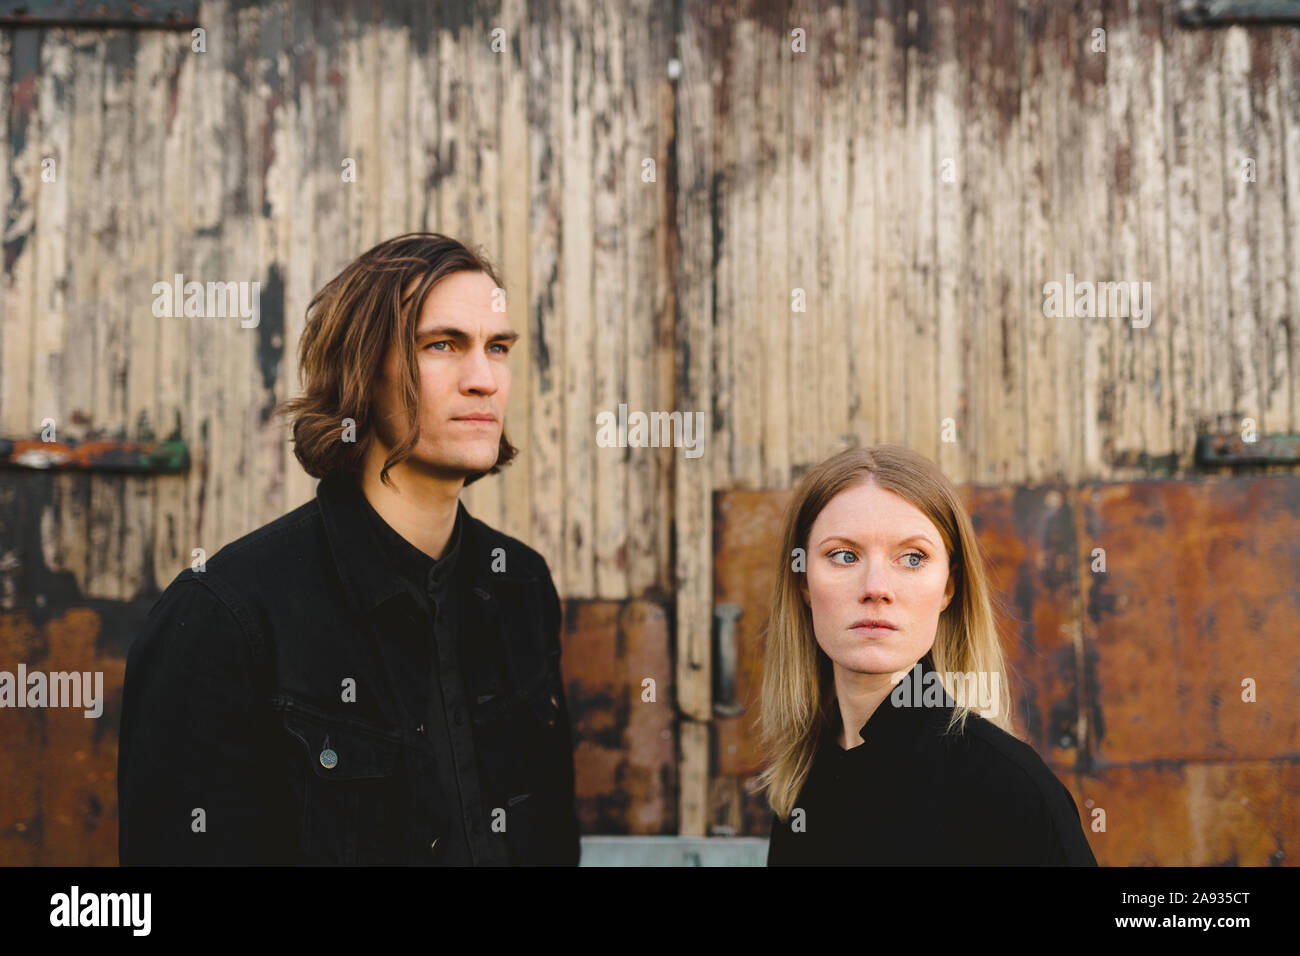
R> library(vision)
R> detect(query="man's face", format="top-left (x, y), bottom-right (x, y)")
top-left (374, 270), bottom-right (516, 481)
top-left (800, 479), bottom-right (955, 679)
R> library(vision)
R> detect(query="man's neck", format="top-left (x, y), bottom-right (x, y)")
top-left (357, 460), bottom-right (463, 561)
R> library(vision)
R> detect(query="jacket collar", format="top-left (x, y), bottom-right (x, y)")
top-left (316, 471), bottom-right (468, 613)
top-left (844, 652), bottom-right (958, 753)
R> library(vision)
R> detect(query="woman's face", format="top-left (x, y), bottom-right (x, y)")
top-left (800, 479), bottom-right (955, 679)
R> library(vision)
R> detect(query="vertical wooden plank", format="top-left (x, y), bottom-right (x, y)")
top-left (591, 0), bottom-right (627, 598)
top-left (498, 0), bottom-right (535, 546)
top-left (758, 0), bottom-right (790, 486)
top-left (1059, 1), bottom-right (1089, 482)
top-left (121, 30), bottom-right (169, 599)
top-left (1, 27), bottom-right (38, 440)
top-left (1076, 0), bottom-right (1109, 477)
top-left (904, 0), bottom-right (937, 462)
top-left (1164, 3), bottom-right (1205, 474)
top-left (224, 6), bottom-right (257, 551)
top-left (1049, 0), bottom-right (1087, 482)
top-left (1133, 0), bottom-right (1171, 471)
top-left (728, 13), bottom-right (763, 487)
top-left (933, 0), bottom-right (963, 478)
top-left (984, 0), bottom-right (1021, 480)
top-left (278, 0), bottom-right (318, 510)
top-left (1192, 26), bottom-right (1233, 433)
top-left (30, 28), bottom-right (74, 590)
top-left (378, 0), bottom-right (412, 237)
top-left (959, 0), bottom-right (990, 479)
top-left (847, 0), bottom-right (878, 452)
top-left (675, 0), bottom-right (714, 834)
top-left (709, 0), bottom-right (733, 497)
top-left (346, 0), bottom-right (380, 249)
top-left (526, 0), bottom-right (566, 583)
top-left (788, 0), bottom-right (820, 472)
top-left (85, 30), bottom-right (133, 600)
top-left (187, 2), bottom-right (231, 566)
top-left (0, 27), bottom-right (10, 436)
top-left (1020, 2), bottom-right (1053, 482)
top-left (561, 0), bottom-right (595, 597)
top-left (1250, 27), bottom-right (1289, 443)
top-left (1223, 25), bottom-right (1261, 442)
top-left (251, 0), bottom-right (292, 527)
top-left (152, 26), bottom-right (194, 585)
top-left (816, 0), bottom-right (851, 461)
top-left (31, 30), bottom-right (69, 446)
top-left (296, 0), bottom-right (348, 514)
top-left (1279, 30), bottom-right (1300, 434)
top-left (1102, 0), bottom-right (1138, 475)
top-left (875, 0), bottom-right (908, 446)
top-left (461, 0), bottom-right (505, 530)
top-left (437, 0), bottom-right (468, 239)
top-left (623, 0), bottom-right (670, 590)
top-left (52, 34), bottom-right (103, 591)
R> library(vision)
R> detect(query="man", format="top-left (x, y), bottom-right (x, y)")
top-left (118, 233), bottom-right (580, 865)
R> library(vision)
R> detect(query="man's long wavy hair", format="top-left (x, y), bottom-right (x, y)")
top-left (276, 232), bottom-right (518, 487)
top-left (754, 444), bottom-right (1013, 822)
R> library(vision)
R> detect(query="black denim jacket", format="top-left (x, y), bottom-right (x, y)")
top-left (117, 472), bottom-right (580, 866)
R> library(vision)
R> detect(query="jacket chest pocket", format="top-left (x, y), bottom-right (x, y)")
top-left (273, 696), bottom-right (405, 865)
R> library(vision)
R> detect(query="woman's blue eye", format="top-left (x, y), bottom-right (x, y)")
top-left (828, 550), bottom-right (857, 565)
top-left (903, 552), bottom-right (927, 568)
top-left (425, 340), bottom-right (450, 351)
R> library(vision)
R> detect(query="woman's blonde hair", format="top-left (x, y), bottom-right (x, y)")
top-left (754, 443), bottom-right (1013, 821)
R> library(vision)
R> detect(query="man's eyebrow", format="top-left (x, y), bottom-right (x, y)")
top-left (416, 326), bottom-right (520, 344)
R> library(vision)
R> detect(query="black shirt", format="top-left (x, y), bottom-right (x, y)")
top-left (766, 654), bottom-right (1098, 866)
top-left (351, 482), bottom-right (515, 866)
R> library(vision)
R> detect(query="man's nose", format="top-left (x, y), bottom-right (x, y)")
top-left (461, 348), bottom-right (498, 394)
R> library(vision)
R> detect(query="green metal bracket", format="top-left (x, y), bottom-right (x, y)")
top-left (0, 437), bottom-right (189, 473)
top-left (1195, 432), bottom-right (1300, 466)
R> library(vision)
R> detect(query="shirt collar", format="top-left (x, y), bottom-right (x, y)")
top-left (316, 471), bottom-right (466, 611)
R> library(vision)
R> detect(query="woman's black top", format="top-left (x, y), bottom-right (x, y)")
top-left (767, 655), bottom-right (1098, 866)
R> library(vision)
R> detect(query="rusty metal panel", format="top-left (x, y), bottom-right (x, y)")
top-left (1081, 476), bottom-right (1300, 765)
top-left (1078, 764), bottom-right (1293, 866)
top-left (562, 599), bottom-right (676, 835)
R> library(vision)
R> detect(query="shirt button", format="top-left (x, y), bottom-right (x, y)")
top-left (416, 723), bottom-right (425, 734)
top-left (429, 838), bottom-right (439, 853)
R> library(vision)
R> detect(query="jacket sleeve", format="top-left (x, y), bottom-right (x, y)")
top-left (1044, 779), bottom-right (1099, 866)
top-left (541, 568), bottom-right (582, 866)
top-left (118, 575), bottom-right (271, 865)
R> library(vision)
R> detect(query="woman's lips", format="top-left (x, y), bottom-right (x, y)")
top-left (850, 622), bottom-right (898, 636)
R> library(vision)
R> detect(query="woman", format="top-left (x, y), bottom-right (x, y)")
top-left (758, 444), bottom-right (1097, 866)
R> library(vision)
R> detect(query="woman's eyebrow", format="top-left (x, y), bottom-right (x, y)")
top-left (816, 532), bottom-right (938, 548)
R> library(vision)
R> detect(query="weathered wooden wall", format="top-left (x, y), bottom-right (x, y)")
top-left (3, 0), bottom-right (1295, 602)
top-left (1, 0), bottom-right (1297, 856)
